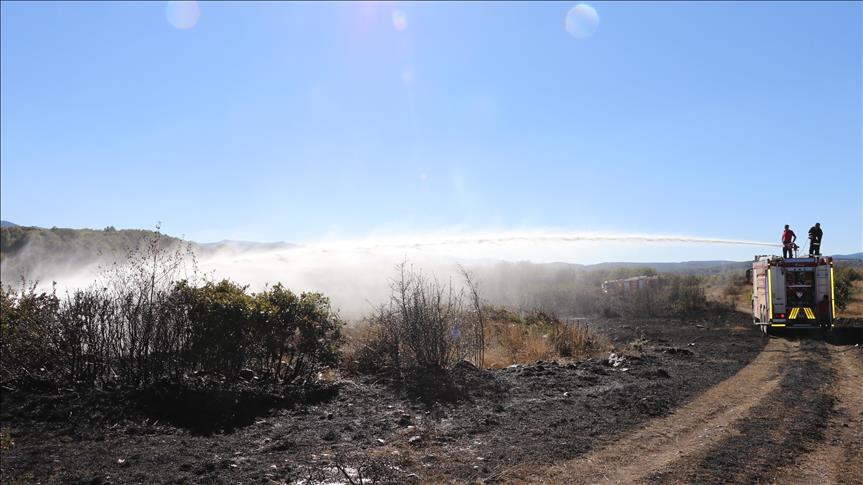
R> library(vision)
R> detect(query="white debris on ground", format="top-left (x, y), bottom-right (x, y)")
top-left (607, 353), bottom-right (626, 368)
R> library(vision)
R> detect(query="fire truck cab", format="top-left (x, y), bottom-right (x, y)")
top-left (749, 255), bottom-right (836, 333)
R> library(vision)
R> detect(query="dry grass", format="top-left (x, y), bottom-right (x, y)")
top-left (843, 273), bottom-right (863, 318)
top-left (483, 310), bottom-right (611, 369)
top-left (484, 324), bottom-right (554, 368)
top-left (704, 276), bottom-right (750, 313)
top-left (0, 427), bottom-right (13, 452)
top-left (340, 308), bottom-right (612, 372)
top-left (339, 321), bottom-right (376, 375)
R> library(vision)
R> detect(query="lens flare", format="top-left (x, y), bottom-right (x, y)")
top-left (392, 10), bottom-right (408, 31)
top-left (166, 1), bottom-right (201, 30)
top-left (565, 3), bottom-right (599, 39)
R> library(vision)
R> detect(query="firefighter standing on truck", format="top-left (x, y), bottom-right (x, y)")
top-left (782, 224), bottom-right (797, 259)
top-left (808, 223), bottom-right (823, 256)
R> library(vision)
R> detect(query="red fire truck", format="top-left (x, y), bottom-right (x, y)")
top-left (749, 255), bottom-right (836, 333)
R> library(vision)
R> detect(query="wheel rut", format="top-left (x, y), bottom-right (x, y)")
top-left (771, 343), bottom-right (863, 485)
top-left (512, 337), bottom-right (796, 484)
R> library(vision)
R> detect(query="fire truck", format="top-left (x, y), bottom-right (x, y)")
top-left (749, 255), bottom-right (836, 333)
top-left (601, 275), bottom-right (660, 294)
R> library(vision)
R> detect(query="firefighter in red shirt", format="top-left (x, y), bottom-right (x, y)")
top-left (781, 225), bottom-right (797, 258)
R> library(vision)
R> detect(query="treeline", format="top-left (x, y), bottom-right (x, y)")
top-left (0, 225), bottom-right (188, 286)
top-left (0, 225), bottom-right (182, 259)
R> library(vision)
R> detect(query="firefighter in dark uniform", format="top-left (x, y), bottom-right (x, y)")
top-left (808, 223), bottom-right (823, 256)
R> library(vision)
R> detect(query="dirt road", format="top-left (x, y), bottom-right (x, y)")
top-left (772, 341), bottom-right (863, 485)
top-left (518, 331), bottom-right (863, 485)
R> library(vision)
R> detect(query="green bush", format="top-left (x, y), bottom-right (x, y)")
top-left (251, 284), bottom-right (343, 382)
top-left (666, 275), bottom-right (709, 315)
top-left (0, 284), bottom-right (60, 383)
top-left (180, 280), bottom-right (255, 379)
top-left (834, 267), bottom-right (861, 312)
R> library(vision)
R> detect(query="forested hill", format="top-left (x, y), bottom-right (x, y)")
top-left (0, 226), bottom-right (300, 285)
top-left (0, 225), bottom-right (187, 284)
top-left (1, 225), bottom-right (183, 259)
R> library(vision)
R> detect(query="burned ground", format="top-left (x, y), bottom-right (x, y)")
top-left (4, 316), bottom-right (857, 484)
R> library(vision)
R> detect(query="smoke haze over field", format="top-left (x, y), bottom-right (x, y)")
top-left (2, 229), bottom-right (781, 319)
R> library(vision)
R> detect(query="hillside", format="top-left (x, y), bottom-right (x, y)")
top-left (0, 225), bottom-right (186, 284)
top-left (0, 226), bottom-right (299, 285)
top-left (0, 225), bottom-right (181, 257)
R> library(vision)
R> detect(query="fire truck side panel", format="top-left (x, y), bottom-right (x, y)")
top-left (815, 265), bottom-right (830, 307)
top-left (770, 266), bottom-right (786, 321)
top-left (752, 262), bottom-right (769, 323)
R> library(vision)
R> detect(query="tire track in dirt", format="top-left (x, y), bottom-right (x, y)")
top-left (646, 337), bottom-right (835, 484)
top-left (509, 337), bottom-right (796, 484)
top-left (772, 343), bottom-right (863, 485)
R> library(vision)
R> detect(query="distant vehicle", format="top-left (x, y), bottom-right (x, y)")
top-left (748, 255), bottom-right (835, 334)
top-left (602, 275), bottom-right (660, 294)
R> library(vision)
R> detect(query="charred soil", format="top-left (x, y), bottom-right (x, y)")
top-left (1, 315), bottom-right (790, 484)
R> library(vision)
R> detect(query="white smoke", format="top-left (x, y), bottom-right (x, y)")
top-left (4, 229), bottom-right (780, 320)
top-left (190, 230), bottom-right (778, 318)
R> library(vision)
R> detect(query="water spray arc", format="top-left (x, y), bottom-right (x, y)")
top-left (298, 232), bottom-right (782, 254)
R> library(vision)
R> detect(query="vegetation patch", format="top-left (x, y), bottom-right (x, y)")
top-left (1, 232), bottom-right (344, 392)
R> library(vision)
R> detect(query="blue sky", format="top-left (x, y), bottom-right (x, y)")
top-left (2, 1), bottom-right (861, 259)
